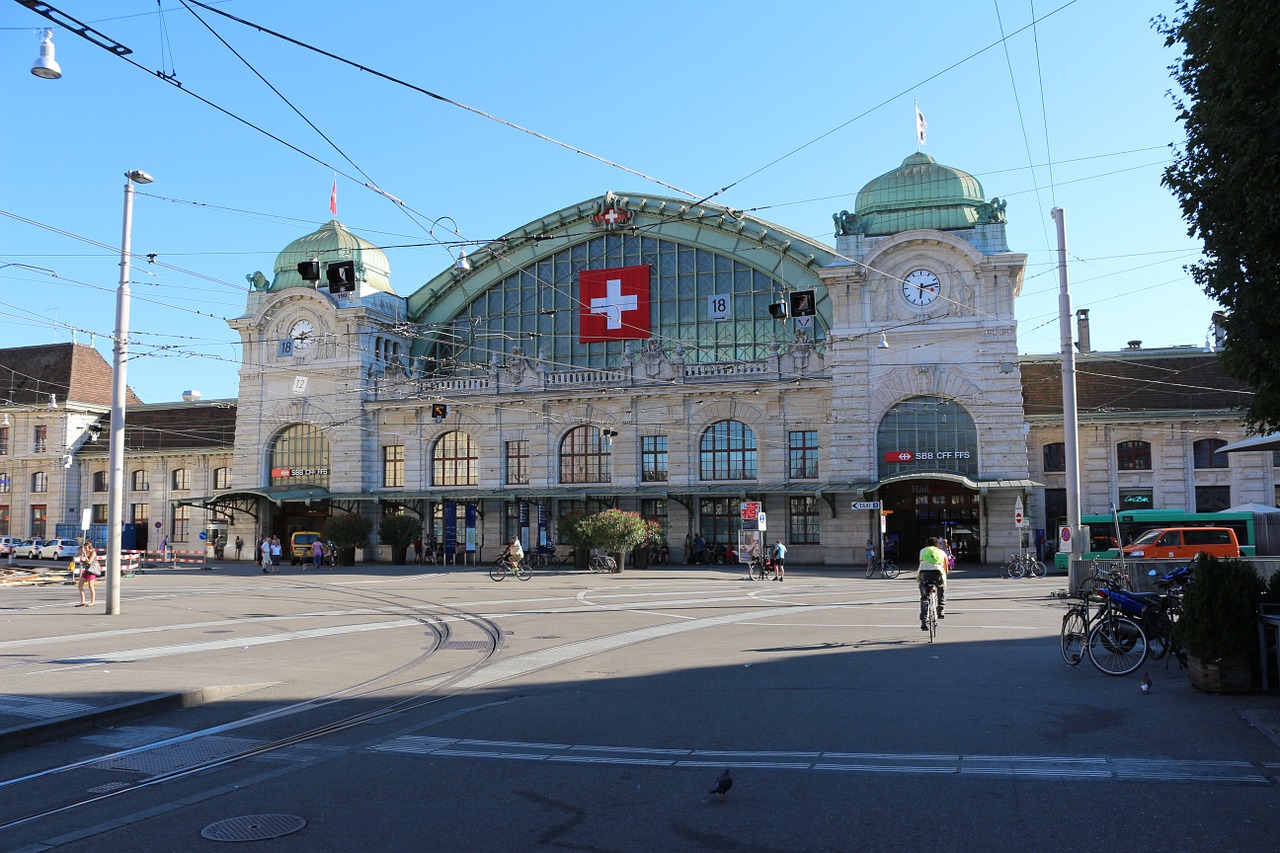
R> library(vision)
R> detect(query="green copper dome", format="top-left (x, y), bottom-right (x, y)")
top-left (268, 220), bottom-right (394, 293)
top-left (853, 153), bottom-right (989, 236)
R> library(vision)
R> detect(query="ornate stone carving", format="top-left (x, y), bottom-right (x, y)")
top-left (592, 191), bottom-right (633, 231)
top-left (975, 197), bottom-right (1008, 224)
top-left (833, 210), bottom-right (864, 236)
top-left (247, 270), bottom-right (270, 290)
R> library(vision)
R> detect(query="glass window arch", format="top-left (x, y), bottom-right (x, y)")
top-left (700, 420), bottom-right (757, 481)
top-left (432, 431), bottom-right (478, 486)
top-left (268, 424), bottom-right (330, 488)
top-left (560, 426), bottom-right (611, 484)
top-left (423, 234), bottom-right (828, 372)
top-left (876, 396), bottom-right (978, 479)
top-left (1193, 438), bottom-right (1228, 469)
top-left (1117, 440), bottom-right (1151, 471)
top-left (1042, 442), bottom-right (1065, 473)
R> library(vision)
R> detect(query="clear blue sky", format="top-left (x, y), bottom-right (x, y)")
top-left (2, 0), bottom-right (1209, 403)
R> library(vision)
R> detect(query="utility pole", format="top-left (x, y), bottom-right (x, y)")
top-left (1051, 208), bottom-right (1082, 567)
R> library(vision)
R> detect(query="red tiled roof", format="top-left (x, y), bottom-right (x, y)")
top-left (1021, 350), bottom-right (1254, 417)
top-left (0, 343), bottom-right (142, 408)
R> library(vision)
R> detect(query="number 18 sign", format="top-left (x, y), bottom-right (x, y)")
top-left (708, 294), bottom-right (730, 322)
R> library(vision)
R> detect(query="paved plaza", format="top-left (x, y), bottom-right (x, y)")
top-left (2, 560), bottom-right (1278, 851)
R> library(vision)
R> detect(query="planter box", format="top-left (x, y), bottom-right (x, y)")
top-left (1187, 654), bottom-right (1254, 694)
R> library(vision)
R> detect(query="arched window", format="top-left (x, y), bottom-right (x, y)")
top-left (700, 420), bottom-right (757, 481)
top-left (433, 431), bottom-right (478, 486)
top-left (1042, 442), bottom-right (1066, 473)
top-left (876, 396), bottom-right (978, 479)
top-left (1117, 440), bottom-right (1152, 471)
top-left (560, 426), bottom-right (611, 484)
top-left (214, 467), bottom-right (232, 490)
top-left (1193, 438), bottom-right (1228, 469)
top-left (268, 424), bottom-right (330, 488)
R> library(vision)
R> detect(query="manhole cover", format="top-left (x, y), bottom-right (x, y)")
top-left (202, 814), bottom-right (306, 842)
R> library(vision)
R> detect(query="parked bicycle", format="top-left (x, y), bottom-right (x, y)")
top-left (1077, 563), bottom-right (1131, 594)
top-left (588, 553), bottom-right (617, 574)
top-left (1003, 552), bottom-right (1046, 579)
top-left (747, 555), bottom-right (773, 581)
top-left (865, 557), bottom-right (900, 579)
top-left (489, 555), bottom-right (531, 582)
top-left (1095, 565), bottom-right (1192, 662)
top-left (1061, 584), bottom-right (1149, 675)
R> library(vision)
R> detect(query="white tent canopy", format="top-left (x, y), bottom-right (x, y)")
top-left (1223, 503), bottom-right (1280, 514)
top-left (1218, 433), bottom-right (1280, 453)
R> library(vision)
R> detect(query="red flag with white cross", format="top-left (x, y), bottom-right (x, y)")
top-left (579, 264), bottom-right (651, 342)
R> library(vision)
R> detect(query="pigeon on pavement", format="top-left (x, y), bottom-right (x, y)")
top-left (1139, 673), bottom-right (1152, 693)
top-left (709, 768), bottom-right (733, 798)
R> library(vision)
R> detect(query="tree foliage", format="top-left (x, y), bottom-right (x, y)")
top-left (1158, 1), bottom-right (1280, 432)
top-left (322, 513), bottom-right (373, 551)
top-left (378, 513), bottom-right (421, 549)
top-left (559, 508), bottom-right (657, 556)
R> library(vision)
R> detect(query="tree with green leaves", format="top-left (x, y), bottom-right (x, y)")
top-left (1159, 1), bottom-right (1280, 432)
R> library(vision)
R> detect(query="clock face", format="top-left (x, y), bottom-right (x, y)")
top-left (290, 319), bottom-right (315, 350)
top-left (902, 269), bottom-right (941, 306)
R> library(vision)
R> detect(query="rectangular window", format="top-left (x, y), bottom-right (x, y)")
top-left (0, 472), bottom-right (9, 494)
top-left (31, 472), bottom-right (48, 493)
top-left (506, 440), bottom-right (530, 485)
top-left (788, 431), bottom-right (819, 479)
top-left (0, 426), bottom-right (8, 456)
top-left (383, 444), bottom-right (405, 488)
top-left (214, 467), bottom-right (232, 490)
top-left (92, 471), bottom-right (108, 492)
top-left (1042, 443), bottom-right (1066, 473)
top-left (640, 498), bottom-right (668, 535)
top-left (1117, 440), bottom-right (1152, 471)
top-left (173, 506), bottom-right (190, 541)
top-left (641, 436), bottom-right (668, 482)
top-left (1194, 485), bottom-right (1230, 513)
top-left (132, 470), bottom-right (149, 491)
top-left (30, 505), bottom-right (47, 539)
top-left (0, 504), bottom-right (8, 536)
top-left (131, 503), bottom-right (149, 526)
top-left (92, 504), bottom-right (108, 525)
top-left (788, 496), bottom-right (820, 543)
top-left (33, 425), bottom-right (47, 453)
top-left (172, 468), bottom-right (190, 490)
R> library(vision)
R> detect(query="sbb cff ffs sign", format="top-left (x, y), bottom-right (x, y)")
top-left (885, 451), bottom-right (913, 462)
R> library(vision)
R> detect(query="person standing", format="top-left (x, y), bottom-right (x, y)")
top-left (771, 539), bottom-right (787, 581)
top-left (864, 539), bottom-right (876, 566)
top-left (312, 536), bottom-right (324, 571)
top-left (234, 535), bottom-right (244, 561)
top-left (75, 541), bottom-right (101, 607)
top-left (413, 536), bottom-right (423, 565)
top-left (916, 537), bottom-right (949, 630)
top-left (269, 536), bottom-right (282, 572)
top-left (260, 536), bottom-right (271, 573)
top-left (692, 532), bottom-right (706, 565)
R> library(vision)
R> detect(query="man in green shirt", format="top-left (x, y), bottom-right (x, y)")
top-left (916, 537), bottom-right (948, 630)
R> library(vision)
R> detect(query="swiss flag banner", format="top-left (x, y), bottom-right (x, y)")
top-left (579, 264), bottom-right (651, 342)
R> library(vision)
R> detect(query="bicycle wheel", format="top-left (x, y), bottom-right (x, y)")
top-left (927, 589), bottom-right (938, 642)
top-left (1060, 608), bottom-right (1087, 666)
top-left (1029, 560), bottom-right (1047, 578)
top-left (516, 564), bottom-right (532, 581)
top-left (1086, 615), bottom-right (1148, 676)
top-left (1006, 560), bottom-right (1024, 579)
top-left (489, 561), bottom-right (507, 582)
top-left (865, 560), bottom-right (875, 579)
top-left (588, 558), bottom-right (605, 574)
top-left (883, 562), bottom-right (900, 579)
top-left (1144, 610), bottom-right (1174, 660)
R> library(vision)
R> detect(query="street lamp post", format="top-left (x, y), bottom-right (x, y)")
top-left (105, 169), bottom-right (153, 615)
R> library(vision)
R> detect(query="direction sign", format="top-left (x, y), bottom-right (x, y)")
top-left (851, 501), bottom-right (882, 510)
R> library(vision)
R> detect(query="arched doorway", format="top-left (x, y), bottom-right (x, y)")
top-left (879, 479), bottom-right (980, 564)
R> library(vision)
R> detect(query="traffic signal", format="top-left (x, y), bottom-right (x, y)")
top-left (326, 259), bottom-right (356, 293)
top-left (768, 301), bottom-right (788, 320)
top-left (789, 289), bottom-right (816, 317)
top-left (431, 403), bottom-right (448, 423)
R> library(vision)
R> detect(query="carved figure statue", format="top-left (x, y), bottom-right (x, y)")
top-left (833, 210), bottom-right (864, 236)
top-left (975, 197), bottom-right (1008, 225)
top-left (247, 270), bottom-right (270, 290)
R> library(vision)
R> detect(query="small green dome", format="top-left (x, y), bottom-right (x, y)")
top-left (854, 153), bottom-right (988, 236)
top-left (269, 220), bottom-right (394, 293)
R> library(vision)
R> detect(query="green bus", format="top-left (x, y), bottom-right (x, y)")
top-left (1053, 509), bottom-right (1268, 570)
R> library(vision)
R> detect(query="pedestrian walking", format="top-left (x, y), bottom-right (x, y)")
top-left (312, 536), bottom-right (325, 571)
top-left (234, 535), bottom-right (244, 561)
top-left (260, 536), bottom-right (271, 573)
top-left (692, 532), bottom-right (706, 565)
top-left (413, 536), bottom-right (423, 565)
top-left (270, 536), bottom-right (282, 572)
top-left (864, 539), bottom-right (875, 565)
top-left (75, 541), bottom-right (101, 607)
top-left (771, 539), bottom-right (787, 581)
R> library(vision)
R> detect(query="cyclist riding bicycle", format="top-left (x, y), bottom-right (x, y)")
top-left (916, 537), bottom-right (948, 631)
top-left (501, 535), bottom-right (524, 570)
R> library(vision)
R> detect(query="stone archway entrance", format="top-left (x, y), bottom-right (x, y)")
top-left (879, 479), bottom-right (980, 564)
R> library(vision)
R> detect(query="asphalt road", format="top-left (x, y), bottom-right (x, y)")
top-left (1, 561), bottom-right (1277, 852)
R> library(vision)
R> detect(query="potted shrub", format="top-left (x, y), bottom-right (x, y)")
top-left (378, 513), bottom-right (420, 565)
top-left (565, 509), bottom-right (652, 572)
top-left (1174, 556), bottom-right (1264, 692)
top-left (559, 511), bottom-right (590, 569)
top-left (322, 513), bottom-right (373, 567)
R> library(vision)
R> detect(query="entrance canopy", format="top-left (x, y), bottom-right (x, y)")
top-left (1218, 433), bottom-right (1280, 453)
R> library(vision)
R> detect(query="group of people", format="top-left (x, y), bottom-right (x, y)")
top-left (255, 535), bottom-right (283, 573)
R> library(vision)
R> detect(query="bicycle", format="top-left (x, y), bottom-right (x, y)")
top-left (865, 557), bottom-right (900, 579)
top-left (1004, 553), bottom-right (1046, 579)
top-left (489, 556), bottom-right (531, 582)
top-left (1085, 588), bottom-right (1149, 676)
top-left (922, 577), bottom-right (940, 642)
top-left (747, 555), bottom-right (772, 581)
top-left (588, 553), bottom-right (617, 574)
top-left (1060, 592), bottom-right (1091, 666)
top-left (1078, 564), bottom-right (1130, 594)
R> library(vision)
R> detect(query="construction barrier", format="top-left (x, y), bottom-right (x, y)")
top-left (64, 550), bottom-right (143, 578)
top-left (141, 548), bottom-right (208, 569)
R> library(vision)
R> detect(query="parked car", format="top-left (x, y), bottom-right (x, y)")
top-left (1120, 526), bottom-right (1241, 561)
top-left (289, 531), bottom-right (323, 565)
top-left (14, 538), bottom-right (45, 559)
top-left (0, 536), bottom-right (17, 557)
top-left (39, 538), bottom-right (81, 560)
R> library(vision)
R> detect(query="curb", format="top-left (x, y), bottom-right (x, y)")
top-left (0, 683), bottom-right (276, 753)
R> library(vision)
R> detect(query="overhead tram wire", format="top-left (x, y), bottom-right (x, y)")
top-left (180, 0), bottom-right (700, 201)
top-left (992, 0), bottom-right (1052, 249)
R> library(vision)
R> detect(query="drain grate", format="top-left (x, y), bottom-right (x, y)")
top-left (90, 735), bottom-right (262, 774)
top-left (440, 640), bottom-right (490, 650)
top-left (202, 813), bottom-right (306, 842)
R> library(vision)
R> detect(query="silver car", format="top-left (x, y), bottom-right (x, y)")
top-left (14, 539), bottom-right (45, 559)
top-left (39, 539), bottom-right (81, 560)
